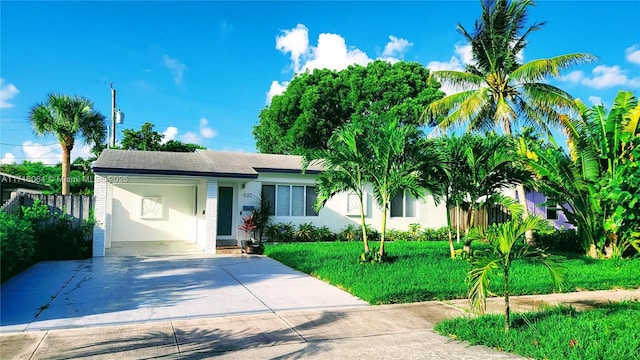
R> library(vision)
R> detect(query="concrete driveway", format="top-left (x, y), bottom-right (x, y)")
top-left (0, 255), bottom-right (367, 333)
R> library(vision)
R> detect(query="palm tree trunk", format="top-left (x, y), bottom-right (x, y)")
top-left (516, 183), bottom-right (534, 244)
top-left (379, 206), bottom-right (387, 256)
top-left (464, 208), bottom-right (475, 254)
top-left (504, 267), bottom-right (511, 332)
top-left (359, 194), bottom-right (369, 253)
top-left (61, 145), bottom-right (72, 195)
top-left (446, 201), bottom-right (455, 258)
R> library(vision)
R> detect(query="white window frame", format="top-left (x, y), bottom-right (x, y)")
top-left (390, 191), bottom-right (417, 218)
top-left (346, 193), bottom-right (367, 216)
top-left (545, 197), bottom-right (559, 220)
top-left (140, 196), bottom-right (163, 219)
top-left (263, 184), bottom-right (318, 217)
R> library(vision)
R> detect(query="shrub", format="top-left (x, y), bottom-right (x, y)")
top-left (339, 224), bottom-right (359, 241)
top-left (535, 229), bottom-right (583, 254)
top-left (266, 222), bottom-right (295, 242)
top-left (314, 226), bottom-right (337, 242)
top-left (296, 223), bottom-right (316, 242)
top-left (385, 228), bottom-right (409, 241)
top-left (0, 211), bottom-right (36, 282)
top-left (420, 226), bottom-right (453, 242)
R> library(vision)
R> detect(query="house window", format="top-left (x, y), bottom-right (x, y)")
top-left (262, 184), bottom-right (318, 217)
top-left (390, 191), bottom-right (416, 218)
top-left (546, 199), bottom-right (558, 220)
top-left (140, 196), bottom-right (163, 219)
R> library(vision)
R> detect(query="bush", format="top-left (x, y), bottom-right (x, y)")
top-left (314, 226), bottom-right (337, 242)
top-left (0, 211), bottom-right (36, 282)
top-left (420, 226), bottom-right (452, 242)
top-left (266, 222), bottom-right (295, 242)
top-left (296, 223), bottom-right (316, 242)
top-left (339, 224), bottom-right (359, 241)
top-left (385, 228), bottom-right (410, 241)
top-left (535, 229), bottom-right (583, 254)
top-left (1, 200), bottom-right (95, 282)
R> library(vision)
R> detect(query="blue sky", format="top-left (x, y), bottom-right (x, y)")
top-left (1, 1), bottom-right (639, 164)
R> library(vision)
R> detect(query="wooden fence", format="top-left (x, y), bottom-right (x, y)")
top-left (448, 204), bottom-right (511, 233)
top-left (1, 193), bottom-right (94, 226)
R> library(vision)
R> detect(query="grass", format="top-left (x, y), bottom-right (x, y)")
top-left (434, 301), bottom-right (640, 360)
top-left (264, 241), bottom-right (640, 304)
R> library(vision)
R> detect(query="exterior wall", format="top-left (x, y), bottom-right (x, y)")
top-left (239, 173), bottom-right (448, 237)
top-left (526, 190), bottom-right (574, 229)
top-left (111, 183), bottom-right (197, 242)
top-left (205, 180), bottom-right (218, 253)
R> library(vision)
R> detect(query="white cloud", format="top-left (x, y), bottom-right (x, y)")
top-left (382, 35), bottom-right (413, 58)
top-left (626, 44), bottom-right (640, 64)
top-left (427, 56), bottom-right (464, 72)
top-left (70, 144), bottom-right (93, 161)
top-left (199, 117), bottom-right (217, 139)
top-left (0, 78), bottom-right (19, 108)
top-left (162, 54), bottom-right (187, 86)
top-left (303, 33), bottom-right (371, 72)
top-left (563, 65), bottom-right (640, 89)
top-left (454, 43), bottom-right (473, 65)
top-left (162, 126), bottom-right (178, 143)
top-left (1, 152), bottom-right (16, 164)
top-left (21, 141), bottom-right (61, 165)
top-left (180, 132), bottom-right (200, 144)
top-left (276, 24), bottom-right (310, 72)
top-left (266, 80), bottom-right (288, 104)
top-left (588, 96), bottom-right (603, 106)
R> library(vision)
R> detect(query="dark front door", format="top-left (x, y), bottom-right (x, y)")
top-left (217, 186), bottom-right (233, 236)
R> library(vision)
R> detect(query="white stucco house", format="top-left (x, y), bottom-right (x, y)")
top-left (92, 149), bottom-right (448, 256)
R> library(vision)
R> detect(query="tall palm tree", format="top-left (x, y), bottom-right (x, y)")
top-left (29, 94), bottom-right (106, 195)
top-left (303, 122), bottom-right (372, 253)
top-left (425, 0), bottom-right (596, 241)
top-left (365, 119), bottom-right (425, 256)
top-left (466, 208), bottom-right (564, 332)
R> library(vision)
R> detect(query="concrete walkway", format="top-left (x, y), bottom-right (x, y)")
top-left (0, 255), bottom-right (366, 333)
top-left (3, 289), bottom-right (639, 359)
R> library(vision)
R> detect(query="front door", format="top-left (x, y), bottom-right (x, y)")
top-left (217, 186), bottom-right (233, 236)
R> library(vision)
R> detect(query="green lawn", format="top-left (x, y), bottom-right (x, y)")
top-left (435, 301), bottom-right (640, 360)
top-left (264, 241), bottom-right (640, 304)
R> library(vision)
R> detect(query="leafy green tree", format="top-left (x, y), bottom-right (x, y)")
top-left (466, 209), bottom-right (564, 332)
top-left (365, 120), bottom-right (425, 257)
top-left (424, 0), bottom-right (596, 242)
top-left (120, 122), bottom-right (205, 152)
top-left (303, 122), bottom-right (373, 253)
top-left (255, 60), bottom-right (444, 154)
top-left (28, 94), bottom-right (106, 195)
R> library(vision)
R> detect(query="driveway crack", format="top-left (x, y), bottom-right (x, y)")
top-left (30, 260), bottom-right (88, 323)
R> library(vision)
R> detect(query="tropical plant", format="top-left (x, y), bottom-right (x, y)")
top-left (365, 119), bottom-right (426, 257)
top-left (252, 192), bottom-right (273, 245)
top-left (424, 0), bottom-right (596, 242)
top-left (466, 210), bottom-right (564, 332)
top-left (238, 214), bottom-right (257, 241)
top-left (522, 91), bottom-right (640, 258)
top-left (28, 93), bottom-right (106, 195)
top-left (303, 122), bottom-right (372, 252)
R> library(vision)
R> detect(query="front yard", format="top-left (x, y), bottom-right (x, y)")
top-left (264, 241), bottom-right (640, 304)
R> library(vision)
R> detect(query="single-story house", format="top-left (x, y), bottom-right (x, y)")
top-left (92, 149), bottom-right (571, 256)
top-left (92, 149), bottom-right (448, 256)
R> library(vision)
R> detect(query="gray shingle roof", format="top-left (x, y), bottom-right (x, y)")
top-left (93, 149), bottom-right (323, 178)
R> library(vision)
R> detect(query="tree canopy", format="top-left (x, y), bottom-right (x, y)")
top-left (120, 122), bottom-right (206, 152)
top-left (254, 60), bottom-right (444, 154)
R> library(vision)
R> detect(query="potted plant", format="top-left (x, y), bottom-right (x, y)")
top-left (238, 214), bottom-right (262, 254)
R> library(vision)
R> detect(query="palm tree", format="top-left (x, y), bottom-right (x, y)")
top-left (425, 0), bottom-right (596, 242)
top-left (430, 135), bottom-right (469, 258)
top-left (303, 122), bottom-right (373, 253)
top-left (365, 119), bottom-right (425, 256)
top-left (466, 208), bottom-right (564, 332)
top-left (29, 94), bottom-right (106, 195)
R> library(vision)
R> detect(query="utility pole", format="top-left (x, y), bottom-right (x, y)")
top-left (110, 83), bottom-right (116, 148)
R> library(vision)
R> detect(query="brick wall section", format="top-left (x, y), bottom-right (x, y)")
top-left (205, 180), bottom-right (218, 254)
top-left (93, 175), bottom-right (107, 257)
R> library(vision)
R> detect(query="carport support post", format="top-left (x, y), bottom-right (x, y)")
top-left (205, 181), bottom-right (218, 254)
top-left (93, 174), bottom-right (110, 256)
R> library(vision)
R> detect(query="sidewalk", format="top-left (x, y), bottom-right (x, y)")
top-left (2, 289), bottom-right (638, 359)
